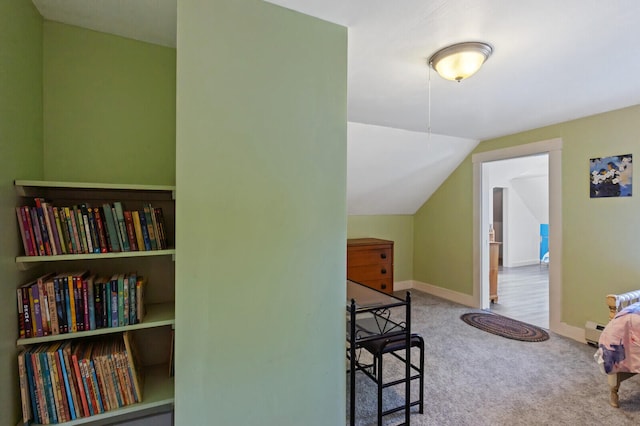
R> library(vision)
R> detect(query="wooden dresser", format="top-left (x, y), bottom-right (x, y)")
top-left (347, 238), bottom-right (394, 294)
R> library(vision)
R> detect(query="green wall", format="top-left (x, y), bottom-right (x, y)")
top-left (348, 215), bottom-right (414, 282)
top-left (414, 158), bottom-right (475, 295)
top-left (43, 21), bottom-right (176, 184)
top-left (414, 104), bottom-right (640, 327)
top-left (0, 1), bottom-right (43, 422)
top-left (176, 1), bottom-right (347, 424)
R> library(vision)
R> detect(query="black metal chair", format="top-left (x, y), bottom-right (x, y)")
top-left (359, 332), bottom-right (425, 425)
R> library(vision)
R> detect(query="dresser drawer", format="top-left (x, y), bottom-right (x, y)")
top-left (352, 277), bottom-right (393, 294)
top-left (347, 263), bottom-right (392, 281)
top-left (346, 248), bottom-right (392, 267)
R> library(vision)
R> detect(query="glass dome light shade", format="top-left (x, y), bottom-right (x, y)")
top-left (429, 42), bottom-right (493, 82)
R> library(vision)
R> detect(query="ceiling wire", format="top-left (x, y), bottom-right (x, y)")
top-left (427, 63), bottom-right (432, 139)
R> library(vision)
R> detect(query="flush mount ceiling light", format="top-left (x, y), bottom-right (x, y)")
top-left (428, 42), bottom-right (493, 82)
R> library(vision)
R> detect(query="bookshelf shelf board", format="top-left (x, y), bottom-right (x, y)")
top-left (15, 180), bottom-right (176, 201)
top-left (18, 364), bottom-right (174, 426)
top-left (16, 302), bottom-right (174, 346)
top-left (15, 180), bottom-right (175, 193)
top-left (16, 249), bottom-right (176, 269)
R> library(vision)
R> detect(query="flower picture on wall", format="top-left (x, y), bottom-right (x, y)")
top-left (590, 154), bottom-right (632, 198)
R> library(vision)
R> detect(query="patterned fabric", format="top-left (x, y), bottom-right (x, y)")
top-left (595, 302), bottom-right (640, 374)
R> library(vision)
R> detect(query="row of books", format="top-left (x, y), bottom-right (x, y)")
top-left (17, 272), bottom-right (146, 340)
top-left (18, 333), bottom-right (143, 424)
top-left (16, 198), bottom-right (168, 257)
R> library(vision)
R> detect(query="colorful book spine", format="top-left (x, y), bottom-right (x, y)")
top-left (57, 344), bottom-right (76, 420)
top-left (103, 279), bottom-right (111, 330)
top-left (136, 277), bottom-right (146, 323)
top-left (17, 288), bottom-right (25, 339)
top-left (94, 279), bottom-right (104, 329)
top-left (19, 206), bottom-right (37, 256)
top-left (45, 279), bottom-right (59, 335)
top-left (88, 358), bottom-right (105, 414)
top-left (102, 204), bottom-right (121, 252)
top-left (37, 273), bottom-right (54, 336)
top-left (43, 202), bottom-right (61, 256)
top-left (110, 277), bottom-right (119, 328)
top-left (137, 211), bottom-right (152, 251)
top-left (72, 274), bottom-right (83, 332)
top-left (148, 204), bottom-right (161, 249)
top-left (71, 347), bottom-right (91, 417)
top-left (74, 205), bottom-right (88, 254)
top-left (123, 210), bottom-right (138, 251)
top-left (39, 347), bottom-right (58, 424)
top-left (66, 206), bottom-right (81, 254)
top-left (132, 210), bottom-right (146, 251)
top-left (34, 198), bottom-right (52, 256)
top-left (86, 207), bottom-right (101, 254)
top-left (60, 342), bottom-right (80, 420)
top-left (79, 353), bottom-right (96, 415)
top-left (93, 350), bottom-right (110, 412)
top-left (18, 350), bottom-right (32, 422)
top-left (142, 205), bottom-right (157, 250)
top-left (20, 284), bottom-right (32, 338)
top-left (55, 348), bottom-right (72, 422)
top-left (113, 202), bottom-right (130, 252)
top-left (94, 207), bottom-right (109, 253)
top-left (87, 275), bottom-right (96, 331)
top-left (154, 207), bottom-right (167, 249)
top-left (74, 272), bottom-right (89, 332)
top-left (117, 274), bottom-right (125, 327)
top-left (16, 207), bottom-right (33, 256)
top-left (31, 349), bottom-right (49, 424)
top-left (53, 206), bottom-right (68, 255)
top-left (81, 277), bottom-right (89, 332)
top-left (64, 275), bottom-right (75, 334)
top-left (54, 275), bottom-right (68, 334)
top-left (31, 283), bottom-right (44, 337)
top-left (128, 274), bottom-right (137, 325)
top-left (47, 344), bottom-right (66, 422)
top-left (79, 204), bottom-right (91, 254)
top-left (29, 207), bottom-right (45, 256)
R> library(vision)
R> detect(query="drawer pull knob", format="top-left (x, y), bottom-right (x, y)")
top-left (380, 253), bottom-right (387, 259)
top-left (381, 268), bottom-right (387, 274)
top-left (381, 284), bottom-right (387, 290)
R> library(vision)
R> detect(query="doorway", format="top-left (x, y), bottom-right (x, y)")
top-left (484, 155), bottom-right (549, 328)
top-left (472, 138), bottom-right (563, 334)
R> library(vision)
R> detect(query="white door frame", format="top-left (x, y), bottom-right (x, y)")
top-left (472, 138), bottom-right (563, 333)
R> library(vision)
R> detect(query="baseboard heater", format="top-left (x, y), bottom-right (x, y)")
top-left (585, 321), bottom-right (606, 346)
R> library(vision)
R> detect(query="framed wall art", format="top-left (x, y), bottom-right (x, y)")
top-left (590, 154), bottom-right (632, 198)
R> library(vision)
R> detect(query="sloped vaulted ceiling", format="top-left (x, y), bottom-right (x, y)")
top-left (32, 0), bottom-right (640, 214)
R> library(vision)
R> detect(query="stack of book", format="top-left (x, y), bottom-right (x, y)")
top-left (18, 333), bottom-right (144, 424)
top-left (17, 272), bottom-right (146, 340)
top-left (16, 199), bottom-right (168, 257)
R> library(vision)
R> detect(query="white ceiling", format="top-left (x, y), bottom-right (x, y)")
top-left (32, 0), bottom-right (176, 48)
top-left (269, 0), bottom-right (640, 140)
top-left (31, 1), bottom-right (640, 214)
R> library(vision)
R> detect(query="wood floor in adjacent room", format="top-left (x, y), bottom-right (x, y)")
top-left (490, 263), bottom-right (549, 329)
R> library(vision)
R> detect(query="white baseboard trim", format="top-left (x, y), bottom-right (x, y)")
top-left (505, 259), bottom-right (543, 268)
top-left (396, 280), bottom-right (586, 343)
top-left (398, 280), bottom-right (476, 308)
top-left (552, 321), bottom-right (586, 343)
top-left (393, 280), bottom-right (413, 291)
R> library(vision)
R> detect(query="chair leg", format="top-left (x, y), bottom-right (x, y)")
top-left (377, 352), bottom-right (384, 426)
top-left (418, 338), bottom-right (425, 414)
